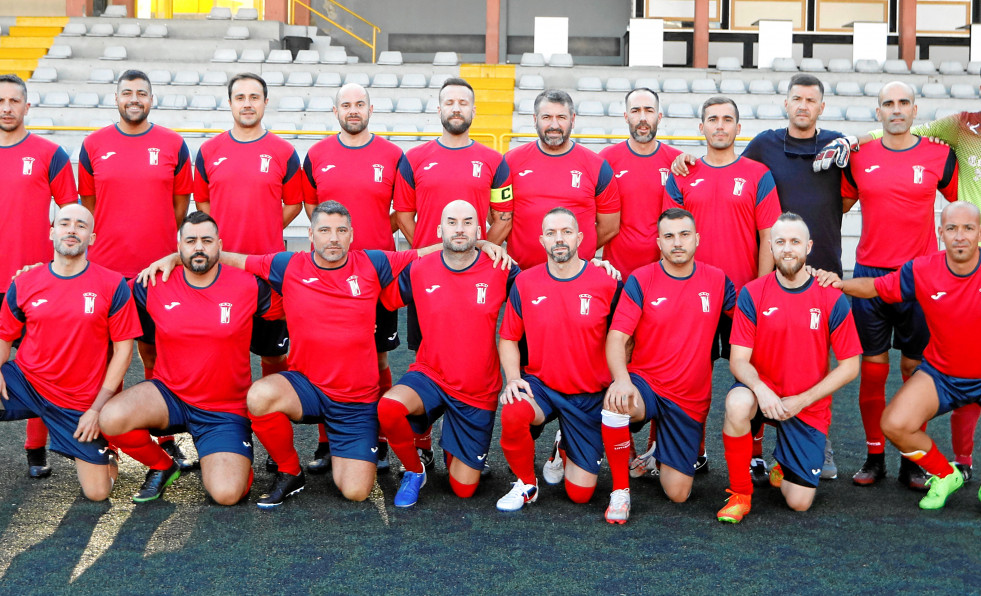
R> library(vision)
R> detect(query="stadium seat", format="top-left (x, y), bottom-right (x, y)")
top-left (748, 79), bottom-right (776, 94)
top-left (238, 48), bottom-right (265, 63)
top-left (149, 69), bottom-right (172, 85)
top-left (189, 95), bottom-right (218, 110)
top-left (661, 79), bottom-right (689, 93)
top-left (921, 83), bottom-right (948, 99)
top-left (307, 96), bottom-right (334, 112)
top-left (26, 91), bottom-right (40, 105)
top-left (579, 127), bottom-right (607, 144)
top-left (968, 61), bottom-right (981, 75)
top-left (835, 81), bottom-right (862, 96)
top-left (70, 92), bottom-right (100, 108)
top-left (799, 58), bottom-right (825, 72)
top-left (211, 48), bottom-right (238, 63)
top-left (821, 106), bottom-right (845, 121)
top-left (671, 128), bottom-right (702, 146)
top-left (515, 125), bottom-right (536, 142)
top-left (344, 72), bottom-right (370, 86)
top-left (548, 53), bottom-right (573, 67)
top-left (301, 121), bottom-right (333, 137)
top-left (845, 106), bottom-right (876, 121)
top-left (39, 92), bottom-right (70, 108)
top-left (607, 101), bottom-right (625, 116)
top-left (395, 97), bottom-right (424, 113)
top-left (827, 58), bottom-right (853, 73)
top-left (883, 59), bottom-right (909, 74)
top-left (294, 50), bottom-right (320, 64)
top-left (433, 52), bottom-right (459, 66)
top-left (208, 6), bottom-right (232, 19)
top-left (664, 103), bottom-right (696, 118)
top-left (390, 124), bottom-right (420, 142)
top-left (401, 73), bottom-right (427, 88)
top-left (101, 46), bottom-right (126, 60)
top-left (173, 70), bottom-right (200, 86)
top-left (26, 117), bottom-right (54, 134)
top-left (577, 77), bottom-right (603, 91)
top-left (577, 101), bottom-right (605, 116)
top-left (736, 103), bottom-right (755, 119)
top-left (99, 93), bottom-right (115, 108)
top-left (421, 123), bottom-right (443, 138)
top-left (372, 97), bottom-right (394, 113)
top-left (46, 44), bottom-right (72, 59)
top-left (863, 81), bottom-right (884, 97)
top-left (201, 71), bottom-right (228, 86)
top-left (102, 4), bottom-right (127, 17)
top-left (854, 59), bottom-right (881, 73)
top-left (911, 60), bottom-right (937, 74)
top-left (179, 121), bottom-right (207, 138)
top-left (115, 23), bottom-right (141, 37)
top-left (264, 72), bottom-right (285, 86)
top-left (270, 122), bottom-right (298, 138)
top-left (429, 73), bottom-right (451, 88)
top-left (314, 72), bottom-right (341, 87)
top-left (520, 52), bottom-right (545, 67)
top-left (88, 23), bottom-right (114, 37)
top-left (277, 96), bottom-right (305, 112)
top-left (606, 77), bottom-right (631, 92)
top-left (939, 61), bottom-right (965, 75)
top-left (346, 56), bottom-right (360, 64)
top-left (283, 71), bottom-right (311, 87)
top-left (756, 104), bottom-right (785, 120)
top-left (61, 23), bottom-right (87, 36)
top-left (518, 75), bottom-right (545, 90)
top-left (266, 49), bottom-right (293, 64)
top-left (377, 51), bottom-right (403, 65)
top-left (142, 23), bottom-right (168, 38)
top-left (951, 84), bottom-right (977, 99)
top-left (224, 26), bottom-right (250, 40)
top-left (771, 57), bottom-right (797, 72)
top-left (776, 79), bottom-right (790, 94)
top-left (373, 73), bottom-right (399, 88)
top-left (30, 67), bottom-right (58, 83)
top-left (634, 78), bottom-right (660, 92)
top-left (690, 79), bottom-right (717, 93)
top-left (235, 7), bottom-right (259, 19)
top-left (517, 98), bottom-right (535, 115)
top-left (424, 98), bottom-right (438, 113)
top-left (716, 56), bottom-right (741, 71)
top-left (321, 48), bottom-right (347, 64)
top-left (88, 68), bottom-right (115, 84)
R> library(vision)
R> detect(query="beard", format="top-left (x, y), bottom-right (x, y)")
top-left (548, 243), bottom-right (574, 263)
top-left (441, 113), bottom-right (472, 135)
top-left (340, 116), bottom-right (368, 135)
top-left (775, 256), bottom-right (805, 278)
top-left (538, 126), bottom-right (570, 148)
top-left (629, 121), bottom-right (657, 143)
top-left (443, 235), bottom-right (476, 253)
top-left (181, 250), bottom-right (218, 273)
top-left (119, 104), bottom-right (149, 125)
top-left (54, 235), bottom-right (86, 257)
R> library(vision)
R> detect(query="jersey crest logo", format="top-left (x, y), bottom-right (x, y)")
top-left (147, 147), bottom-right (160, 166)
top-left (659, 168), bottom-right (669, 185)
top-left (423, 162), bottom-right (438, 171)
top-left (347, 275), bottom-right (361, 297)
top-left (809, 308), bottom-right (821, 330)
top-left (373, 163), bottom-right (384, 183)
top-left (21, 157), bottom-right (34, 176)
top-left (30, 299), bottom-right (47, 308)
top-left (615, 170), bottom-right (628, 178)
top-left (531, 296), bottom-right (547, 305)
top-left (931, 291), bottom-right (946, 300)
top-left (100, 151), bottom-right (116, 160)
top-left (471, 161), bottom-right (483, 178)
top-left (912, 165), bottom-right (925, 184)
top-left (570, 170), bottom-right (583, 188)
top-left (864, 165), bottom-right (879, 173)
top-left (651, 297), bottom-right (667, 306)
top-left (476, 283), bottom-right (488, 305)
top-left (219, 302), bottom-right (233, 324)
top-left (83, 292), bottom-right (97, 314)
top-left (518, 170), bottom-right (533, 176)
top-left (762, 307), bottom-right (778, 316)
top-left (732, 177), bottom-right (746, 196)
top-left (579, 294), bottom-right (592, 315)
top-left (699, 291), bottom-right (711, 313)
top-left (259, 154), bottom-right (272, 173)
top-left (321, 165), bottom-right (336, 172)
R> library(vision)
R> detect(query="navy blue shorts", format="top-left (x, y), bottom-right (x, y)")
top-left (917, 360), bottom-right (981, 417)
top-left (523, 376), bottom-right (604, 475)
top-left (0, 362), bottom-right (110, 465)
top-left (852, 263), bottom-right (929, 359)
top-left (629, 373), bottom-right (703, 477)
top-left (250, 315), bottom-right (289, 358)
top-left (280, 371), bottom-right (379, 463)
top-left (398, 370), bottom-right (495, 470)
top-left (374, 301), bottom-right (399, 353)
top-left (145, 380), bottom-right (253, 460)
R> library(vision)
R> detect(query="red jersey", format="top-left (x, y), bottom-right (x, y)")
top-left (842, 137), bottom-right (958, 269)
top-left (394, 139), bottom-right (512, 248)
top-left (505, 142), bottom-right (620, 268)
top-left (0, 262), bottom-right (141, 411)
top-left (79, 124), bottom-right (192, 278)
top-left (391, 252), bottom-right (518, 410)
top-left (664, 157), bottom-right (781, 289)
top-left (611, 261), bottom-right (735, 423)
top-left (875, 251), bottom-right (981, 378)
top-left (730, 274), bottom-right (862, 434)
top-left (302, 134), bottom-right (404, 251)
top-left (246, 249), bottom-right (415, 402)
top-left (0, 133), bottom-right (77, 285)
top-left (194, 131), bottom-right (303, 255)
top-left (133, 267), bottom-right (275, 416)
top-left (499, 262), bottom-right (621, 394)
top-left (599, 141), bottom-right (682, 277)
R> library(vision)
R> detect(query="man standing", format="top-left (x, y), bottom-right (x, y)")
top-left (495, 208), bottom-right (621, 512)
top-left (78, 69), bottom-right (193, 469)
top-left (840, 82), bottom-right (957, 488)
top-left (101, 212), bottom-right (277, 504)
top-left (300, 82), bottom-right (404, 474)
top-left (0, 204), bottom-right (141, 501)
top-left (194, 73), bottom-right (303, 381)
top-left (602, 208), bottom-right (735, 524)
top-left (379, 200), bottom-right (518, 508)
top-left (505, 89), bottom-right (621, 270)
top-left (717, 214), bottom-right (861, 524)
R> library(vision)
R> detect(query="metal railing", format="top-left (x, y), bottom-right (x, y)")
top-left (289, 0), bottom-right (380, 63)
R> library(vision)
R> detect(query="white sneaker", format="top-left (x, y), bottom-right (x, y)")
top-left (605, 488), bottom-right (631, 524)
top-left (496, 479), bottom-right (539, 512)
top-left (629, 444), bottom-right (658, 479)
top-left (542, 430), bottom-right (564, 485)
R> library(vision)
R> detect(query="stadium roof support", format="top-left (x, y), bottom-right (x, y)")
top-left (898, 0), bottom-right (916, 68)
top-left (693, 0), bottom-right (709, 68)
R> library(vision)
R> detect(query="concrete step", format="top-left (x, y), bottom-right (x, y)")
top-left (0, 58), bottom-right (38, 71)
top-left (0, 48), bottom-right (47, 59)
top-left (0, 36), bottom-right (56, 48)
top-left (8, 26), bottom-right (63, 37)
top-left (16, 17), bottom-right (69, 27)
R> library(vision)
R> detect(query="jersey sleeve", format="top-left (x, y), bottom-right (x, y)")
top-left (729, 287), bottom-right (758, 349)
top-left (828, 294), bottom-right (863, 360)
top-left (489, 158), bottom-right (513, 212)
top-left (281, 150), bottom-right (303, 205)
top-left (754, 170), bottom-right (781, 230)
top-left (0, 282), bottom-right (25, 342)
top-left (722, 275), bottom-right (737, 316)
top-left (193, 150), bottom-right (211, 204)
top-left (78, 142), bottom-right (95, 196)
top-left (595, 160), bottom-right (621, 214)
top-left (841, 164), bottom-right (859, 201)
top-left (107, 278), bottom-right (142, 342)
top-left (912, 115), bottom-right (960, 146)
top-left (873, 260), bottom-right (915, 304)
top-left (130, 279), bottom-right (155, 341)
top-left (173, 141), bottom-right (193, 195)
top-left (609, 274), bottom-right (643, 336)
top-left (255, 277), bottom-right (283, 320)
top-left (393, 158), bottom-right (417, 212)
top-left (498, 283), bottom-right (524, 341)
top-left (244, 252), bottom-right (293, 294)
top-left (938, 146), bottom-right (958, 202)
top-left (663, 174), bottom-right (684, 211)
top-left (49, 146), bottom-right (78, 205)
top-left (301, 153), bottom-right (318, 205)
top-left (391, 262), bottom-right (414, 309)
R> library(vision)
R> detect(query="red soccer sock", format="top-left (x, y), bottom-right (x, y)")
top-left (106, 429), bottom-right (173, 470)
top-left (859, 361), bottom-right (890, 454)
top-left (157, 435), bottom-right (176, 444)
top-left (751, 425), bottom-right (764, 458)
top-left (317, 423), bottom-right (329, 443)
top-left (499, 399), bottom-right (537, 485)
top-left (602, 422), bottom-right (632, 491)
top-left (646, 422), bottom-right (657, 451)
top-left (415, 426), bottom-right (433, 451)
top-left (723, 432), bottom-right (754, 495)
top-left (378, 366), bottom-right (393, 397)
top-left (906, 441), bottom-right (954, 478)
top-left (378, 399), bottom-right (423, 473)
top-left (951, 403), bottom-right (980, 466)
top-left (24, 417), bottom-right (48, 450)
top-left (249, 411), bottom-right (301, 476)
top-left (260, 358), bottom-right (288, 378)
top-left (565, 479), bottom-right (595, 503)
top-left (448, 474), bottom-right (478, 498)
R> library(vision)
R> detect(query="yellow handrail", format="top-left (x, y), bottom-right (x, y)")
top-left (290, 0), bottom-right (381, 63)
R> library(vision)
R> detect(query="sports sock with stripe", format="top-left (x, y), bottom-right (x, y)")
top-left (859, 360), bottom-right (890, 454)
top-left (499, 399), bottom-right (537, 485)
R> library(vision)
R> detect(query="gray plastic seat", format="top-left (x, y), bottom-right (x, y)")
top-left (377, 51), bottom-right (403, 65)
top-left (174, 70), bottom-right (200, 86)
top-left (301, 121), bottom-right (332, 137)
top-left (101, 46), bottom-right (126, 60)
top-left (935, 108), bottom-right (961, 120)
top-left (520, 52), bottom-right (545, 67)
top-left (671, 128), bottom-right (703, 146)
top-left (188, 95), bottom-right (218, 110)
top-left (234, 7), bottom-right (258, 19)
top-left (39, 92), bottom-right (70, 108)
top-left (951, 84), bottom-right (977, 99)
top-left (211, 48), bottom-right (238, 63)
top-left (115, 23), bottom-right (140, 37)
top-left (314, 72), bottom-right (341, 87)
top-left (777, 79), bottom-right (791, 95)
top-left (736, 104), bottom-right (755, 119)
top-left (142, 23), bottom-right (168, 38)
top-left (921, 83), bottom-right (948, 99)
top-left (433, 52), bottom-right (459, 66)
top-left (883, 59), bottom-right (910, 74)
top-left (845, 106), bottom-right (876, 121)
top-left (320, 47), bottom-right (347, 64)
top-left (835, 81), bottom-right (862, 96)
top-left (939, 61), bottom-right (965, 75)
top-left (61, 23), bottom-right (86, 36)
top-left (30, 67), bottom-right (58, 83)
top-left (372, 97), bottom-right (394, 113)
top-left (395, 97), bottom-right (424, 113)
top-left (200, 71), bottom-right (228, 86)
top-left (27, 91), bottom-right (40, 105)
top-left (579, 127), bottom-right (607, 144)
top-left (425, 98), bottom-right (438, 113)
top-left (799, 58), bottom-right (825, 72)
top-left (277, 96), bottom-right (305, 112)
top-left (88, 23), bottom-right (114, 37)
top-left (577, 77), bottom-right (603, 91)
top-left (969, 62), bottom-right (981, 75)
top-left (821, 106), bottom-right (845, 121)
top-left (157, 94), bottom-right (185, 110)
top-left (285, 71), bottom-right (314, 87)
top-left (577, 101), bottom-right (605, 116)
top-left (307, 96), bottom-right (334, 112)
top-left (911, 60), bottom-right (937, 74)
top-left (294, 50), bottom-right (320, 64)
top-left (606, 101), bottom-right (626, 116)
top-left (863, 81), bottom-right (884, 97)
top-left (390, 124), bottom-right (419, 142)
top-left (401, 73), bottom-right (427, 88)
top-left (71, 92), bottom-right (100, 108)
top-left (429, 73), bottom-right (451, 88)
top-left (88, 68), bottom-right (115, 84)
top-left (26, 117), bottom-right (54, 134)
top-left (265, 49), bottom-right (293, 64)
top-left (344, 72), bottom-right (370, 86)
top-left (238, 49), bottom-right (265, 63)
top-left (756, 104), bottom-right (785, 120)
top-left (518, 75), bottom-right (544, 90)
top-left (634, 78), bottom-right (660, 92)
top-left (771, 57), bottom-right (797, 72)
top-left (690, 79), bottom-right (717, 93)
top-left (605, 77), bottom-right (631, 93)
top-left (208, 7), bottom-right (232, 19)
top-left (224, 25), bottom-right (250, 40)
top-left (661, 79), bottom-right (688, 93)
top-left (102, 4), bottom-right (127, 17)
top-left (854, 59), bottom-right (881, 73)
top-left (828, 58), bottom-right (853, 73)
top-left (373, 73), bottom-right (399, 88)
top-left (264, 72), bottom-right (285, 86)
top-left (716, 56), bottom-right (741, 71)
top-left (148, 70), bottom-right (171, 85)
top-left (664, 103), bottom-right (696, 118)
top-left (548, 53), bottom-right (573, 67)
top-left (517, 98), bottom-right (535, 115)
top-left (748, 79), bottom-right (776, 94)
top-left (100, 93), bottom-right (116, 108)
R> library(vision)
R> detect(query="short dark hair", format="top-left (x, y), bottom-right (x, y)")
top-left (228, 72), bottom-right (267, 100)
top-left (658, 207), bottom-right (696, 231)
top-left (787, 73), bottom-right (824, 98)
top-left (700, 96), bottom-right (739, 122)
top-left (0, 74), bottom-right (27, 100)
top-left (543, 207), bottom-right (578, 231)
top-left (776, 211), bottom-right (807, 227)
top-left (180, 210), bottom-right (219, 236)
top-left (625, 87), bottom-right (660, 110)
top-left (534, 89), bottom-right (575, 115)
top-left (439, 77), bottom-right (474, 101)
top-left (118, 69), bottom-right (151, 93)
top-left (311, 200), bottom-right (351, 226)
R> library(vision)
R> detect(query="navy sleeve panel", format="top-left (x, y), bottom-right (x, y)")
top-left (722, 276), bottom-right (737, 312)
top-left (255, 277), bottom-right (272, 316)
top-left (939, 147), bottom-right (957, 189)
top-left (736, 287), bottom-right (757, 325)
top-left (109, 279), bottom-right (132, 316)
top-left (49, 146), bottom-right (71, 183)
top-left (664, 174), bottom-right (684, 206)
top-left (267, 252), bottom-right (294, 295)
top-left (507, 283), bottom-right (522, 318)
top-left (755, 171), bottom-right (776, 206)
top-left (397, 156), bottom-right (416, 188)
top-left (366, 250), bottom-right (395, 287)
top-left (595, 160), bottom-right (614, 194)
top-left (505, 264), bottom-right (521, 295)
top-left (607, 280), bottom-right (624, 328)
top-left (6, 283), bottom-right (24, 322)
top-left (623, 275), bottom-right (643, 308)
top-left (492, 158), bottom-right (510, 188)
top-left (302, 153), bottom-right (316, 188)
top-left (175, 141), bottom-right (190, 176)
top-left (398, 262), bottom-right (414, 306)
top-left (899, 260), bottom-right (916, 302)
top-left (828, 293), bottom-right (851, 332)
top-left (194, 150), bottom-right (209, 184)
top-left (78, 143), bottom-right (93, 176)
top-left (131, 278), bottom-right (148, 309)
top-left (283, 150), bottom-right (301, 183)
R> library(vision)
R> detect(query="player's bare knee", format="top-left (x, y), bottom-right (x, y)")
top-left (207, 484), bottom-right (244, 506)
top-left (785, 493), bottom-right (814, 512)
top-left (663, 481), bottom-right (692, 503)
top-left (724, 390), bottom-right (755, 422)
top-left (81, 481), bottom-right (112, 502)
top-left (98, 405), bottom-right (126, 436)
top-left (339, 484), bottom-right (371, 502)
top-left (246, 381), bottom-right (278, 415)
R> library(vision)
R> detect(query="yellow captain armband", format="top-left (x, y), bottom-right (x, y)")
top-left (490, 185), bottom-right (513, 204)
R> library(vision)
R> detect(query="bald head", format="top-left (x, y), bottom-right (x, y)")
top-left (877, 81), bottom-right (915, 105)
top-left (334, 83), bottom-right (371, 135)
top-left (439, 200), bottom-right (480, 253)
top-left (56, 203), bottom-right (94, 228)
top-left (941, 201), bottom-right (980, 226)
top-left (51, 204), bottom-right (95, 258)
top-left (939, 202), bottom-right (981, 265)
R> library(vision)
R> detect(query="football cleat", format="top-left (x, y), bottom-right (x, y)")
top-left (542, 430), bottom-right (565, 485)
top-left (306, 442), bottom-right (331, 474)
top-left (694, 453), bottom-right (709, 475)
top-left (133, 461), bottom-right (181, 503)
top-left (899, 458), bottom-right (930, 491)
top-left (821, 443), bottom-right (838, 480)
top-left (480, 459), bottom-right (492, 477)
top-left (750, 458), bottom-right (768, 486)
top-left (376, 441), bottom-right (390, 474)
top-left (159, 439), bottom-right (197, 471)
top-left (394, 470), bottom-right (426, 508)
top-left (954, 462), bottom-right (972, 483)
top-left (418, 448), bottom-right (436, 471)
top-left (852, 455), bottom-right (886, 486)
top-left (257, 471), bottom-right (306, 509)
top-left (26, 447), bottom-right (51, 479)
top-left (629, 444), bottom-right (658, 479)
top-left (919, 465), bottom-right (964, 510)
top-left (717, 489), bottom-right (752, 524)
top-left (496, 479), bottom-right (539, 512)
top-left (769, 463), bottom-right (784, 488)
top-left (264, 455), bottom-right (278, 473)
top-left (605, 489), bottom-right (631, 524)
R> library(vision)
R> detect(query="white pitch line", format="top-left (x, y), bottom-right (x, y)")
top-left (369, 479), bottom-right (389, 526)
